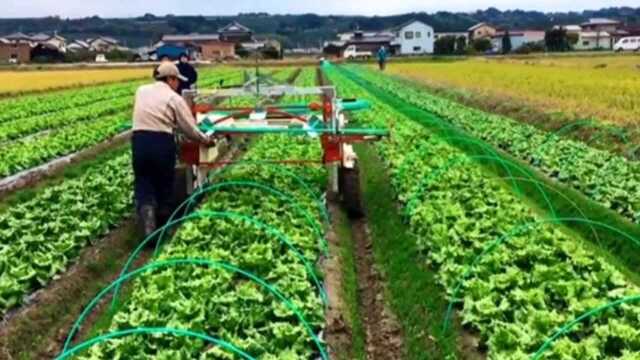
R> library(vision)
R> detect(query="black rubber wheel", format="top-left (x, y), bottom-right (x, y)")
top-left (339, 164), bottom-right (364, 218)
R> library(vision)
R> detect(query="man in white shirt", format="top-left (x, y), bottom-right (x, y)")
top-left (132, 62), bottom-right (212, 237)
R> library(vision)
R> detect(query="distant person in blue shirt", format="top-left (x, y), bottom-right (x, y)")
top-left (377, 46), bottom-right (388, 71)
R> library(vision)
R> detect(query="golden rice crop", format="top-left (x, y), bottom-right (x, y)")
top-left (386, 55), bottom-right (640, 125)
top-left (0, 68), bottom-right (152, 96)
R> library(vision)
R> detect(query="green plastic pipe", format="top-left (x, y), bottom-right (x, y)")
top-left (55, 327), bottom-right (254, 360)
top-left (495, 176), bottom-right (600, 246)
top-left (204, 160), bottom-right (330, 224)
top-left (396, 136), bottom-right (523, 199)
top-left (406, 154), bottom-right (556, 220)
top-left (531, 294), bottom-right (640, 359)
top-left (63, 258), bottom-right (329, 360)
top-left (177, 181), bottom-right (327, 254)
top-left (442, 218), bottom-right (640, 331)
top-left (114, 211), bottom-right (327, 312)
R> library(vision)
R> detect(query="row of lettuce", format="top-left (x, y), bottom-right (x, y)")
top-left (0, 68), bottom-right (246, 179)
top-left (326, 66), bottom-right (640, 358)
top-left (350, 65), bottom-right (640, 226)
top-left (0, 66), bottom-right (300, 315)
top-left (70, 72), bottom-right (328, 357)
top-left (0, 150), bottom-right (133, 313)
top-left (72, 135), bottom-right (327, 359)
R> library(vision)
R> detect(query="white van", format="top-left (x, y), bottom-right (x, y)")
top-left (614, 37), bottom-right (640, 52)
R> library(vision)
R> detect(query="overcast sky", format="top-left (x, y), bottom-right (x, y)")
top-left (3, 0), bottom-right (638, 18)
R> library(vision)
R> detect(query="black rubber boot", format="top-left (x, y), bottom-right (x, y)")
top-left (157, 206), bottom-right (173, 228)
top-left (139, 204), bottom-right (157, 239)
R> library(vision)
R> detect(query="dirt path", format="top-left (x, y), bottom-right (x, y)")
top-left (351, 215), bottom-right (405, 359)
top-left (323, 198), bottom-right (354, 359)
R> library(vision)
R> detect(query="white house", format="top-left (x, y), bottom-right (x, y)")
top-left (574, 31), bottom-right (614, 50)
top-left (391, 20), bottom-right (434, 55)
top-left (491, 30), bottom-right (545, 52)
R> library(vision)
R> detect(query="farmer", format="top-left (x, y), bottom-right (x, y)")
top-left (377, 46), bottom-right (388, 71)
top-left (132, 62), bottom-right (213, 237)
top-left (177, 53), bottom-right (198, 95)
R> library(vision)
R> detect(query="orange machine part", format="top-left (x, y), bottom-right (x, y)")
top-left (180, 142), bottom-right (200, 165)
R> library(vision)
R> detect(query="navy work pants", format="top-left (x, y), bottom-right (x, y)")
top-left (132, 131), bottom-right (176, 213)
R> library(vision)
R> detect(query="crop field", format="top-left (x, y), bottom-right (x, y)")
top-left (385, 55), bottom-right (640, 128)
top-left (0, 68), bottom-right (156, 96)
top-left (1, 61), bottom-right (640, 360)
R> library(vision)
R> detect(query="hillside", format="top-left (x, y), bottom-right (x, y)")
top-left (1, 7), bottom-right (639, 48)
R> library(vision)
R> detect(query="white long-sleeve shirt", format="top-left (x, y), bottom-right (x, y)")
top-left (132, 81), bottom-right (208, 142)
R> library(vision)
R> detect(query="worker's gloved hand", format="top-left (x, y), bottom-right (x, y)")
top-left (203, 136), bottom-right (217, 147)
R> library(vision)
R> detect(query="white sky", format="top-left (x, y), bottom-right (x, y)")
top-left (3, 0), bottom-right (638, 18)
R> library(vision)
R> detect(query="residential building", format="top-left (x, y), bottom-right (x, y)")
top-left (87, 36), bottom-right (120, 52)
top-left (160, 34), bottom-right (235, 60)
top-left (31, 42), bottom-right (65, 62)
top-left (575, 31), bottom-right (614, 50)
top-left (339, 31), bottom-right (397, 57)
top-left (434, 32), bottom-right (468, 41)
top-left (3, 32), bottom-right (33, 43)
top-left (324, 19), bottom-right (435, 57)
top-left (553, 25), bottom-right (582, 35)
top-left (468, 22), bottom-right (497, 40)
top-left (391, 20), bottom-right (434, 54)
top-left (0, 40), bottom-right (31, 63)
top-left (580, 18), bottom-right (621, 33)
top-left (337, 31), bottom-right (379, 41)
top-left (200, 41), bottom-right (236, 59)
top-left (67, 40), bottom-right (90, 52)
top-left (491, 30), bottom-right (545, 52)
top-left (28, 32), bottom-right (67, 52)
top-left (218, 21), bottom-right (253, 44)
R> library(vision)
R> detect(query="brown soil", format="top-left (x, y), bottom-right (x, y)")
top-left (0, 219), bottom-right (150, 360)
top-left (323, 197), bottom-right (354, 359)
top-left (351, 216), bottom-right (405, 359)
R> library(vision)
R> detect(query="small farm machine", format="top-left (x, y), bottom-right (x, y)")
top-left (177, 69), bottom-right (388, 216)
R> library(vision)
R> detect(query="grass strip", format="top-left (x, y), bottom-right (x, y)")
top-left (355, 143), bottom-right (460, 359)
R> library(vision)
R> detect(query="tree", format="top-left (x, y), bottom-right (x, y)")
top-left (502, 30), bottom-right (512, 54)
top-left (434, 35), bottom-right (456, 55)
top-left (455, 36), bottom-right (467, 54)
top-left (472, 38), bottom-right (492, 52)
top-left (545, 28), bottom-right (570, 52)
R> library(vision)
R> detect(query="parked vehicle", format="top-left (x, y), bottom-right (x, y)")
top-left (614, 37), bottom-right (640, 52)
top-left (343, 45), bottom-right (372, 59)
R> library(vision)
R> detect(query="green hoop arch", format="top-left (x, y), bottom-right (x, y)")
top-left (531, 294), bottom-right (640, 359)
top-left (204, 160), bottom-right (329, 224)
top-left (173, 181), bottom-right (327, 254)
top-left (114, 210), bottom-right (327, 311)
top-left (56, 327), bottom-right (254, 360)
top-left (443, 218), bottom-right (640, 331)
top-left (406, 154), bottom-right (556, 220)
top-left (63, 258), bottom-right (328, 359)
top-left (395, 136), bottom-right (523, 198)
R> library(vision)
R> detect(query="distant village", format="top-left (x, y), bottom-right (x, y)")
top-left (0, 21), bottom-right (282, 64)
top-left (324, 18), bottom-right (640, 58)
top-left (1, 17), bottom-right (639, 64)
